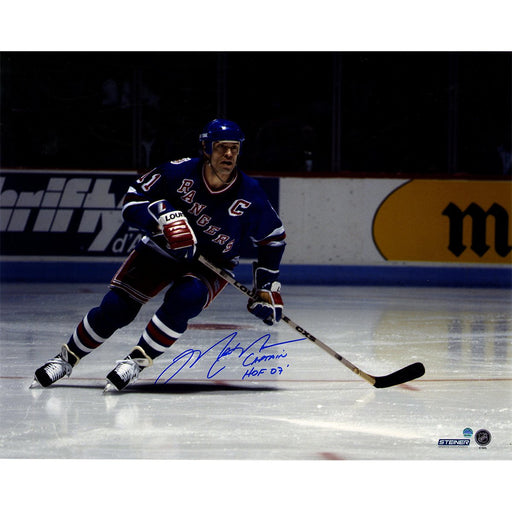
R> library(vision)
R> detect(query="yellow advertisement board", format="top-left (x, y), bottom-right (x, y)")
top-left (373, 180), bottom-right (512, 264)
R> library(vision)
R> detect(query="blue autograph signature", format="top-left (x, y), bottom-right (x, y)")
top-left (154, 332), bottom-right (305, 384)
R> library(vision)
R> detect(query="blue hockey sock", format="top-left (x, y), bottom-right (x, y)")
top-left (67, 289), bottom-right (142, 359)
top-left (136, 277), bottom-right (209, 360)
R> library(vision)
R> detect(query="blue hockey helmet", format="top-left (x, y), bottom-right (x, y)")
top-left (199, 119), bottom-right (245, 155)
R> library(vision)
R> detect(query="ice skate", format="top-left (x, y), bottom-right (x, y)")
top-left (104, 346), bottom-right (153, 392)
top-left (30, 344), bottom-right (80, 388)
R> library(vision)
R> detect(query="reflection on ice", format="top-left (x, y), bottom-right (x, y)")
top-left (0, 283), bottom-right (510, 460)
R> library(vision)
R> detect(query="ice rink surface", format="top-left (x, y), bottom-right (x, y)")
top-left (1, 280), bottom-right (510, 508)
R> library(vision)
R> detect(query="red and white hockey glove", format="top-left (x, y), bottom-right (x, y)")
top-left (247, 265), bottom-right (283, 325)
top-left (148, 200), bottom-right (197, 260)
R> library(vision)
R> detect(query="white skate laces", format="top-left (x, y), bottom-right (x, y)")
top-left (30, 345), bottom-right (79, 388)
top-left (44, 359), bottom-right (72, 380)
top-left (104, 348), bottom-right (152, 393)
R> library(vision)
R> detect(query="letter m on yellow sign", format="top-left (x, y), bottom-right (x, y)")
top-left (442, 202), bottom-right (512, 257)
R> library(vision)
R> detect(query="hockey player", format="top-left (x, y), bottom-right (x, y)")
top-left (31, 119), bottom-right (286, 392)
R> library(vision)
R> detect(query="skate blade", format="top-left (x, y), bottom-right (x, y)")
top-left (29, 377), bottom-right (41, 389)
top-left (103, 381), bottom-right (118, 394)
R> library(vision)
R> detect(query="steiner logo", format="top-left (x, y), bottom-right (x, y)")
top-left (0, 171), bottom-right (137, 257)
top-left (438, 439), bottom-right (470, 446)
top-left (373, 180), bottom-right (512, 264)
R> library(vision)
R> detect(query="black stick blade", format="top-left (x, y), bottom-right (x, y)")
top-left (373, 362), bottom-right (425, 388)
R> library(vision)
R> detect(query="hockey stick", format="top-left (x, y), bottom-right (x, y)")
top-left (198, 255), bottom-right (425, 388)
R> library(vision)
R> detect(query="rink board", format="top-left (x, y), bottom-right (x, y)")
top-left (1, 170), bottom-right (510, 287)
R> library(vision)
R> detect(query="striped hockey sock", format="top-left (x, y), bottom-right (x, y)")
top-left (136, 312), bottom-right (184, 360)
top-left (67, 313), bottom-right (108, 359)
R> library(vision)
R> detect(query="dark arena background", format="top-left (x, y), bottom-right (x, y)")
top-left (1, 52), bottom-right (510, 177)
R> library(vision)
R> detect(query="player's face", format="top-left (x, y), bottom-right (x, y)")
top-left (210, 141), bottom-right (240, 173)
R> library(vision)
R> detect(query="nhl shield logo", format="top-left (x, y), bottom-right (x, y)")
top-left (475, 429), bottom-right (492, 446)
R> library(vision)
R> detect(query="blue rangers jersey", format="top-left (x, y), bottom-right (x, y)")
top-left (122, 157), bottom-right (286, 270)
